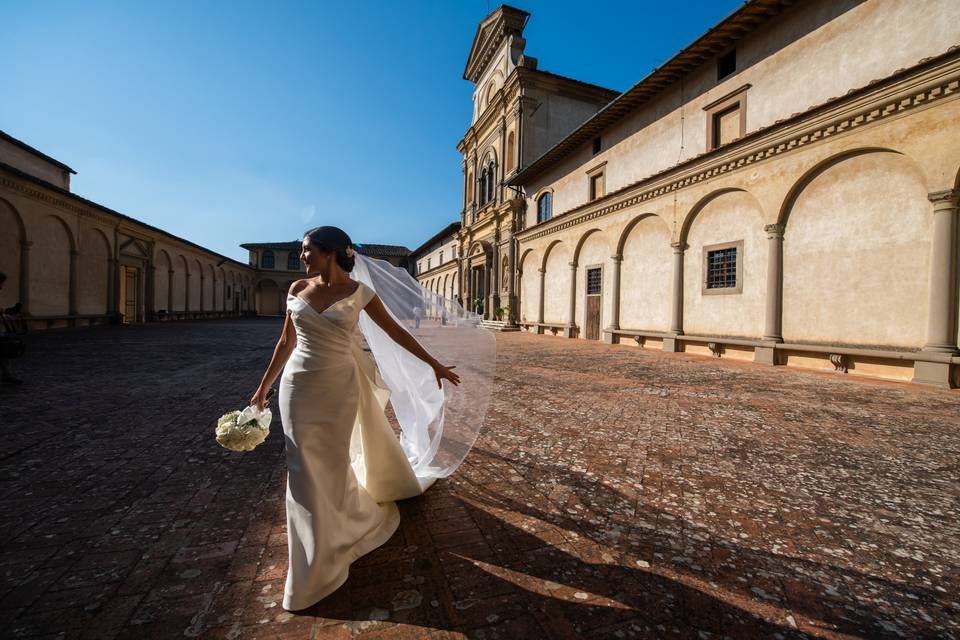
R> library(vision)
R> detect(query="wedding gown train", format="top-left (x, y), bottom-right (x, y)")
top-left (278, 282), bottom-right (424, 611)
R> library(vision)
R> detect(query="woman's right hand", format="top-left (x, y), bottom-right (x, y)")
top-left (249, 387), bottom-right (270, 411)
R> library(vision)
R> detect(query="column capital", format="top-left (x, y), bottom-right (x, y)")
top-left (538, 267), bottom-right (546, 274)
top-left (928, 188), bottom-right (960, 208)
top-left (764, 223), bottom-right (786, 238)
top-left (611, 254), bottom-right (623, 263)
top-left (670, 241), bottom-right (688, 253)
top-left (21, 240), bottom-right (33, 249)
top-left (568, 261), bottom-right (578, 269)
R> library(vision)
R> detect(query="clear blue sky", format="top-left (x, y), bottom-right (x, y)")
top-left (2, 0), bottom-right (742, 260)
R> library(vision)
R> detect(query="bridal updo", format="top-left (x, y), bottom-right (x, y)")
top-left (304, 226), bottom-right (356, 273)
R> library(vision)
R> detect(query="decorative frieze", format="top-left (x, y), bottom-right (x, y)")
top-left (518, 59), bottom-right (960, 243)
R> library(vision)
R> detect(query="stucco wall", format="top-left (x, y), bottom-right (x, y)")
top-left (0, 138), bottom-right (70, 190)
top-left (620, 215), bottom-right (672, 331)
top-left (683, 190), bottom-right (766, 338)
top-left (782, 151), bottom-right (932, 347)
top-left (573, 231), bottom-right (612, 333)
top-left (523, 0), bottom-right (960, 225)
top-left (519, 250), bottom-right (539, 323)
top-left (543, 243), bottom-right (570, 324)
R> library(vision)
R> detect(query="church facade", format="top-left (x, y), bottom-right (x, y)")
top-left (453, 0), bottom-right (960, 387)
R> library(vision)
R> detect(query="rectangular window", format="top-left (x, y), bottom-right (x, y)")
top-left (704, 84), bottom-right (749, 152)
top-left (702, 240), bottom-right (743, 295)
top-left (586, 268), bottom-right (602, 295)
top-left (439, 250), bottom-right (443, 264)
top-left (717, 49), bottom-right (736, 80)
top-left (592, 136), bottom-right (602, 155)
top-left (589, 172), bottom-right (604, 201)
top-left (427, 258), bottom-right (431, 270)
top-left (713, 105), bottom-right (740, 148)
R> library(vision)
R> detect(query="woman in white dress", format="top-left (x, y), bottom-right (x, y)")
top-left (249, 226), bottom-right (461, 611)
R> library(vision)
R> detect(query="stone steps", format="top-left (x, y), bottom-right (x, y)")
top-left (479, 319), bottom-right (521, 332)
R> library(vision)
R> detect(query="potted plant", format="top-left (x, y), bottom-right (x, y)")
top-left (473, 298), bottom-right (484, 315)
top-left (494, 306), bottom-right (508, 321)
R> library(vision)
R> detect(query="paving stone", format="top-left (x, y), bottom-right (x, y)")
top-left (2, 321), bottom-right (959, 638)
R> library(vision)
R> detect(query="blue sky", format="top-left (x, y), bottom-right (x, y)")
top-left (2, 0), bottom-right (741, 260)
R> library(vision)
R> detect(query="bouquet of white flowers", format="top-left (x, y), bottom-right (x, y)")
top-left (215, 391), bottom-right (274, 452)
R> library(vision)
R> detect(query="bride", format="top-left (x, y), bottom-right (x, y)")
top-left (248, 225), bottom-right (489, 612)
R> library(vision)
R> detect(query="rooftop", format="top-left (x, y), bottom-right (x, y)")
top-left (240, 241), bottom-right (411, 257)
top-left (0, 129), bottom-right (77, 175)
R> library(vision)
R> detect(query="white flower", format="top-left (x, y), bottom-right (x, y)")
top-left (215, 405), bottom-right (271, 452)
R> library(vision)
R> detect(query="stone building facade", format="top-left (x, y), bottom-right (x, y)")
top-left (411, 222), bottom-right (460, 304)
top-left (0, 131), bottom-right (256, 330)
top-left (454, 0), bottom-right (960, 387)
top-left (241, 241), bottom-right (412, 316)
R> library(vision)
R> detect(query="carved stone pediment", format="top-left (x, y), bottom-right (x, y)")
top-left (118, 234), bottom-right (151, 259)
top-left (463, 6), bottom-right (529, 83)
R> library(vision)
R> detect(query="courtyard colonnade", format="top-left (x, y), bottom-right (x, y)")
top-left (514, 57), bottom-right (960, 387)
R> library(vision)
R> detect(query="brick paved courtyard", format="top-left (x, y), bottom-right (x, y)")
top-left (2, 319), bottom-right (959, 639)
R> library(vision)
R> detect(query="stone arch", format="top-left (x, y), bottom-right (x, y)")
top-left (683, 189), bottom-right (766, 338)
top-left (0, 197), bottom-right (26, 311)
top-left (215, 267), bottom-right (225, 311)
top-left (189, 258), bottom-right (202, 311)
top-left (619, 213), bottom-right (672, 331)
top-left (780, 149), bottom-right (931, 348)
top-left (518, 248), bottom-right (539, 323)
top-left (172, 255), bottom-right (189, 312)
top-left (777, 148), bottom-right (905, 227)
top-left (678, 187), bottom-right (746, 245)
top-left (572, 229), bottom-right (612, 337)
top-left (256, 279), bottom-right (280, 315)
top-left (154, 250), bottom-right (172, 312)
top-left (204, 263), bottom-right (215, 311)
top-left (78, 227), bottom-right (111, 315)
top-left (32, 214), bottom-right (75, 315)
top-left (542, 240), bottom-right (570, 324)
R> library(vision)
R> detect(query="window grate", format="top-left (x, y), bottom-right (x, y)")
top-left (706, 247), bottom-right (738, 289)
top-left (586, 268), bottom-right (602, 295)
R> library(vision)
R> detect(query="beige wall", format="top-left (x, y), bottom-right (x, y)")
top-left (620, 215), bottom-right (672, 331)
top-left (683, 190), bottom-right (766, 338)
top-left (522, 0), bottom-right (960, 227)
top-left (518, 249), bottom-right (539, 323)
top-left (782, 151), bottom-right (932, 347)
top-left (0, 165), bottom-right (255, 328)
top-left (0, 137), bottom-right (71, 190)
top-left (543, 242), bottom-right (570, 324)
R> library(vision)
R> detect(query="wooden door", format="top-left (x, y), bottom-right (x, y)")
top-left (123, 267), bottom-right (139, 323)
top-left (585, 267), bottom-right (602, 340)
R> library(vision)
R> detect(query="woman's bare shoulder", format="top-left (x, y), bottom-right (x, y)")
top-left (288, 279), bottom-right (312, 296)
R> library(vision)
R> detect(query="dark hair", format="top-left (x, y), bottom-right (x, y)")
top-left (303, 226), bottom-right (356, 272)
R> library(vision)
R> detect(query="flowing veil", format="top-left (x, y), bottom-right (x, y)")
top-left (352, 253), bottom-right (495, 488)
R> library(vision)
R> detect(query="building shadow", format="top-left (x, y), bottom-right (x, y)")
top-left (301, 446), bottom-right (953, 638)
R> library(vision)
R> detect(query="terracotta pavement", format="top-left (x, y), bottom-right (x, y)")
top-left (2, 319), bottom-right (958, 639)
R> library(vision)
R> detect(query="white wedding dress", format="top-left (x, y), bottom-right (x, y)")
top-left (278, 282), bottom-right (425, 611)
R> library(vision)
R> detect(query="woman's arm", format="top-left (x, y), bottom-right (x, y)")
top-left (363, 294), bottom-right (460, 388)
top-left (250, 306), bottom-right (298, 409)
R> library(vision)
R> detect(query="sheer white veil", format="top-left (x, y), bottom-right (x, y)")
top-left (352, 252), bottom-right (495, 486)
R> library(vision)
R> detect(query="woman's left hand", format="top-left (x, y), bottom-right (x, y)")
top-left (432, 363), bottom-right (460, 388)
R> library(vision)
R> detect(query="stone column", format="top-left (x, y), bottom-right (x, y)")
top-left (107, 257), bottom-right (117, 317)
top-left (489, 243), bottom-right (499, 318)
top-left (507, 234), bottom-right (517, 324)
top-left (483, 258), bottom-right (491, 319)
top-left (146, 264), bottom-right (155, 319)
top-left (199, 275), bottom-right (206, 313)
top-left (167, 269), bottom-right (174, 315)
top-left (184, 274), bottom-right (191, 313)
top-left (914, 189), bottom-right (960, 387)
top-left (755, 224), bottom-right (785, 365)
top-left (68, 249), bottom-right (79, 317)
top-left (564, 261), bottom-right (578, 338)
top-left (19, 240), bottom-right (32, 316)
top-left (665, 242), bottom-right (686, 352)
top-left (604, 254), bottom-right (622, 344)
top-left (537, 267), bottom-right (546, 330)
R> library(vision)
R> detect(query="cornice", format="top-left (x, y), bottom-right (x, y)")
top-left (0, 167), bottom-right (252, 270)
top-left (415, 261), bottom-right (459, 280)
top-left (517, 54), bottom-right (960, 243)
